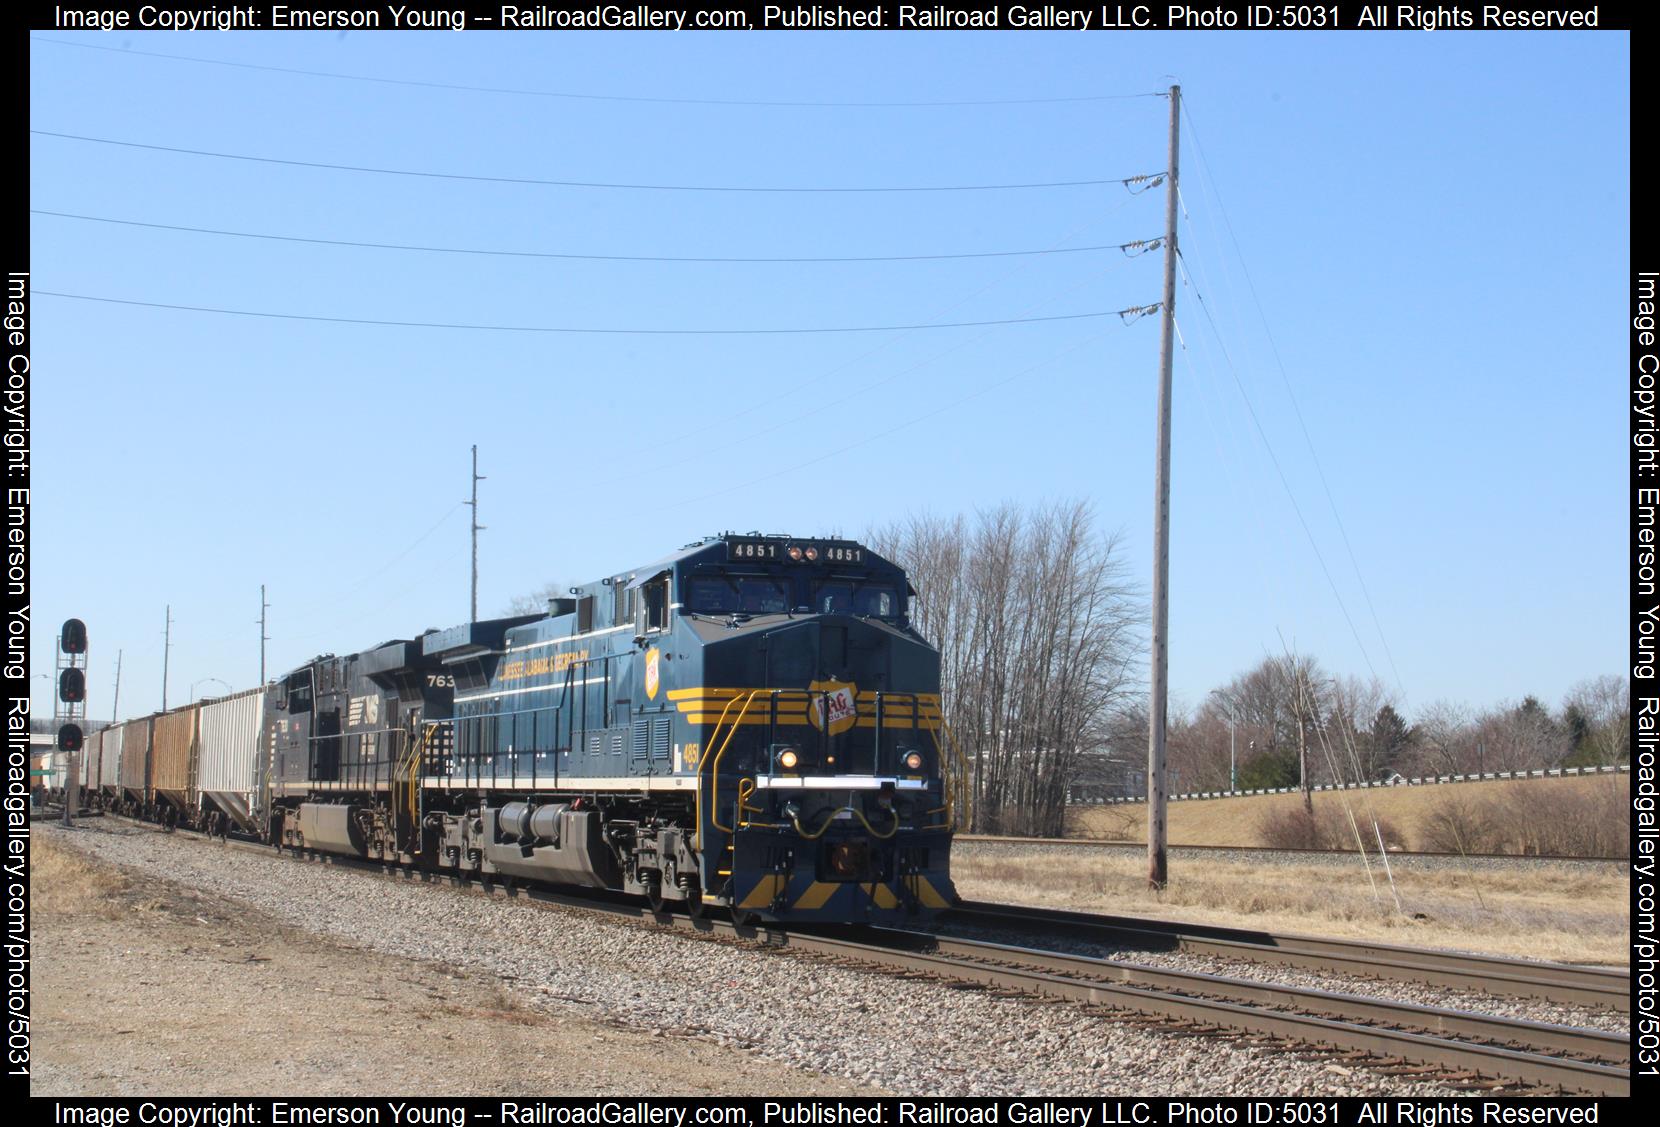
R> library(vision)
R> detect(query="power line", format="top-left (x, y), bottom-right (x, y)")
top-left (31, 209), bottom-right (1161, 265)
top-left (622, 249), bottom-right (1150, 487)
top-left (658, 328), bottom-right (1118, 511)
top-left (33, 131), bottom-right (1162, 194)
top-left (31, 37), bottom-right (1166, 108)
top-left (1174, 244), bottom-right (1384, 691)
top-left (1181, 98), bottom-right (1407, 701)
top-left (36, 290), bottom-right (1158, 336)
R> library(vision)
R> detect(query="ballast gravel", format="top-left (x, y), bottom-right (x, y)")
top-left (47, 821), bottom-right (1476, 1097)
top-left (931, 917), bottom-right (1628, 1035)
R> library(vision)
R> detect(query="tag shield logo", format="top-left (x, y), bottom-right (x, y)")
top-left (645, 648), bottom-right (661, 700)
top-left (806, 679), bottom-right (858, 735)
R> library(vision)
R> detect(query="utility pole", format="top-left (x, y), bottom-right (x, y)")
top-left (161, 604), bottom-right (172, 711)
top-left (466, 445), bottom-right (485, 622)
top-left (1147, 84), bottom-right (1180, 891)
top-left (111, 649), bottom-right (122, 723)
top-left (259, 584), bottom-right (270, 684)
top-left (1296, 667), bottom-right (1315, 816)
top-left (1299, 711), bottom-right (1312, 815)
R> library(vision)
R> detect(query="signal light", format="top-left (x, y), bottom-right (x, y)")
top-left (57, 724), bottom-right (83, 753)
top-left (59, 668), bottom-right (86, 703)
top-left (60, 618), bottom-right (88, 655)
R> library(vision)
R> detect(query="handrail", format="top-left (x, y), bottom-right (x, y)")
top-left (789, 804), bottom-right (899, 841)
top-left (737, 776), bottom-right (761, 820)
top-left (396, 722), bottom-right (434, 832)
top-left (703, 688), bottom-right (825, 839)
top-left (919, 709), bottom-right (970, 832)
top-left (696, 689), bottom-right (762, 848)
top-left (699, 687), bottom-right (964, 845)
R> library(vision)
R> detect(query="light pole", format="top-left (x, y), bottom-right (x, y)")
top-left (1211, 690), bottom-right (1238, 793)
top-left (1229, 707), bottom-right (1237, 793)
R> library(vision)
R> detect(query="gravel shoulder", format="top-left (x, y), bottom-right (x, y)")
top-left (30, 826), bottom-right (875, 1096)
top-left (35, 819), bottom-right (1466, 1097)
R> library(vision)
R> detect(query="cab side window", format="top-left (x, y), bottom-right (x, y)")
top-left (642, 576), bottom-right (670, 633)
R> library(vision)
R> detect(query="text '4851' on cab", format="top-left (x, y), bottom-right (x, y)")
top-left (262, 533), bottom-right (966, 924)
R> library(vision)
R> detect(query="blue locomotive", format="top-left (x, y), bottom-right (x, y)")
top-left (263, 533), bottom-right (963, 924)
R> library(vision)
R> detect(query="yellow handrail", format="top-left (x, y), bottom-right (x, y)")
top-left (939, 716), bottom-right (971, 829)
top-left (397, 722), bottom-right (438, 834)
top-left (696, 690), bottom-right (763, 848)
top-left (789, 804), bottom-right (899, 841)
top-left (920, 710), bottom-right (970, 832)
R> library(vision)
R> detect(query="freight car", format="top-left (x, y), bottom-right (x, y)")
top-left (97, 533), bottom-right (965, 925)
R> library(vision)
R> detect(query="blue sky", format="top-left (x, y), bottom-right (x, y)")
top-left (28, 30), bottom-right (1629, 725)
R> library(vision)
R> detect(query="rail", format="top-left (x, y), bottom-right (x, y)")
top-left (946, 902), bottom-right (1631, 1013)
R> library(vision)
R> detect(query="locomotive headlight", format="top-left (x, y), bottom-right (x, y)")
top-left (804, 546), bottom-right (819, 561)
top-left (778, 748), bottom-right (800, 771)
top-left (904, 751), bottom-right (924, 772)
top-left (788, 546), bottom-right (804, 561)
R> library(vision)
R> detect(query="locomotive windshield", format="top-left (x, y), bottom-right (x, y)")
top-left (687, 575), bottom-right (900, 618)
top-left (688, 575), bottom-right (790, 615)
top-left (813, 581), bottom-right (898, 618)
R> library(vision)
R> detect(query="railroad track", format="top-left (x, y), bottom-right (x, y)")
top-left (73, 816), bottom-right (1631, 1097)
top-left (944, 901), bottom-right (1631, 1013)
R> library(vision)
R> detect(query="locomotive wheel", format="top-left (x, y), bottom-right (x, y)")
top-left (644, 877), bottom-right (668, 916)
top-left (683, 879), bottom-right (708, 921)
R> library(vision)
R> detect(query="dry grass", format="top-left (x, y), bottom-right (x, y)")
top-left (1068, 773), bottom-right (1630, 854)
top-left (30, 835), bottom-right (131, 920)
top-left (951, 850), bottom-right (1629, 964)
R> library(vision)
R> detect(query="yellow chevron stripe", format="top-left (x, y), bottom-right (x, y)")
top-left (668, 687), bottom-right (743, 701)
top-left (738, 874), bottom-right (786, 910)
top-left (792, 881), bottom-right (840, 911)
top-left (677, 700), bottom-right (809, 713)
top-left (671, 686), bottom-right (941, 703)
top-left (865, 882), bottom-right (900, 909)
top-left (913, 876), bottom-right (951, 909)
top-left (683, 714), bottom-right (814, 726)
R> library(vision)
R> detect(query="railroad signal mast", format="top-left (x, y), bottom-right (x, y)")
top-left (56, 618), bottom-right (89, 825)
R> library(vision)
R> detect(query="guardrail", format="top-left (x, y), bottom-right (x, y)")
top-left (1076, 763), bottom-right (1631, 805)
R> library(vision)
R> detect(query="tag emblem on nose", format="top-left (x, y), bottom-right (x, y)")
top-left (807, 680), bottom-right (859, 735)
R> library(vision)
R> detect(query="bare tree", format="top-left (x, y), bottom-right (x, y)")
top-left (1562, 675), bottom-right (1630, 766)
top-left (871, 500), bottom-right (1143, 835)
top-left (501, 581), bottom-right (566, 617)
top-left (1403, 699), bottom-right (1476, 777)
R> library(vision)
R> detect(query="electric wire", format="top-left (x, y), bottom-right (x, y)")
top-left (1182, 98), bottom-right (1407, 701)
top-left (35, 290), bottom-right (1154, 335)
top-left (33, 130), bottom-right (1162, 194)
top-left (656, 328), bottom-right (1117, 512)
top-left (620, 247), bottom-right (1150, 487)
top-left (724, 186), bottom-right (1155, 423)
top-left (31, 209), bottom-right (1160, 265)
top-left (1174, 243), bottom-right (1384, 690)
top-left (32, 37), bottom-right (1168, 108)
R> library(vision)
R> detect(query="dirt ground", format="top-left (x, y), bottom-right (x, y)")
top-left (29, 833), bottom-right (875, 1096)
